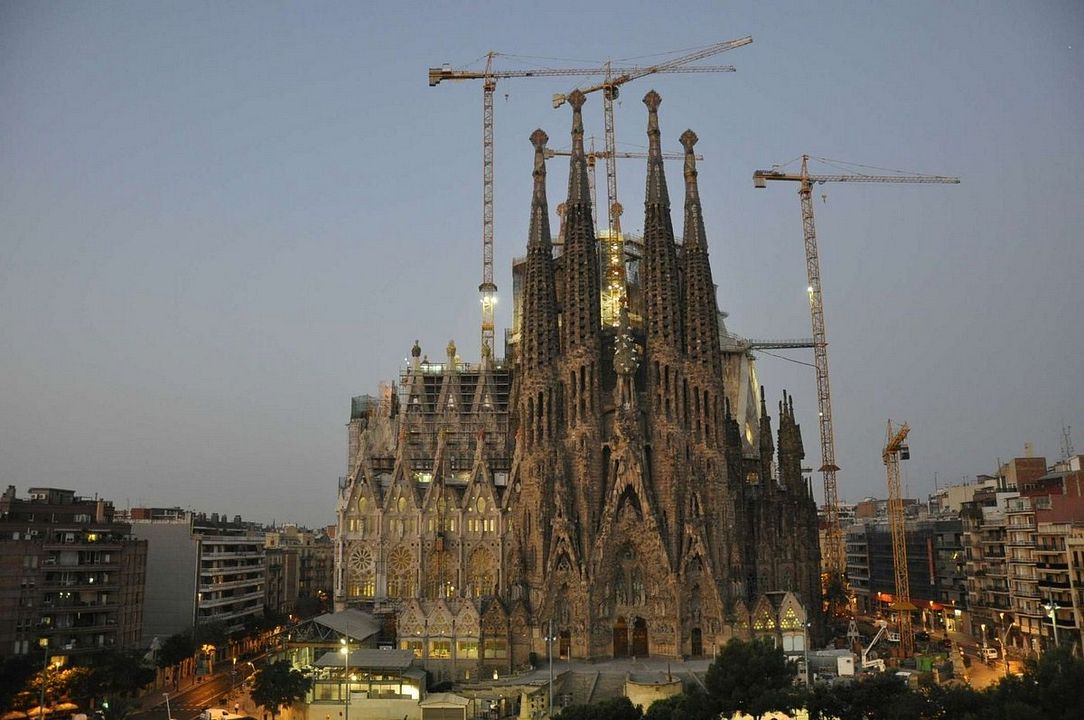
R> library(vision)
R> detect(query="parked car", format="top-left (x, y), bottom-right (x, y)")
top-left (914, 631), bottom-right (931, 642)
top-left (981, 646), bottom-right (999, 660)
top-left (939, 637), bottom-right (953, 649)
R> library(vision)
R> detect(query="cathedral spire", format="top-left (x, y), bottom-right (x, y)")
top-left (680, 128), bottom-right (722, 369)
top-left (559, 90), bottom-right (601, 354)
top-left (641, 90), bottom-right (682, 349)
top-left (519, 129), bottom-right (560, 372)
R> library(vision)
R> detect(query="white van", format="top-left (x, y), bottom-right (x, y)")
top-left (981, 647), bottom-right (999, 660)
top-left (200, 710), bottom-right (253, 720)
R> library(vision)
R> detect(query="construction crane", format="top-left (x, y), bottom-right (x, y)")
top-left (554, 37), bottom-right (752, 326)
top-left (883, 420), bottom-right (914, 658)
top-left (429, 53), bottom-right (740, 357)
top-left (752, 156), bottom-right (959, 596)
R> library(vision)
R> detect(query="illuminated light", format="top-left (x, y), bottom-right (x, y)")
top-left (807, 286), bottom-right (814, 293)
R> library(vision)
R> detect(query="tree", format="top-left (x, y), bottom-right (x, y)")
top-left (250, 660), bottom-right (312, 720)
top-left (642, 687), bottom-right (714, 720)
top-left (158, 632), bottom-right (197, 669)
top-left (987, 646), bottom-right (1084, 720)
top-left (556, 696), bottom-right (642, 720)
top-left (83, 650), bottom-right (155, 698)
top-left (705, 638), bottom-right (801, 719)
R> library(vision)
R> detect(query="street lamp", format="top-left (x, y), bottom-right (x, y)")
top-left (163, 693), bottom-right (173, 720)
top-left (339, 637), bottom-right (350, 720)
top-left (1043, 600), bottom-right (1061, 649)
top-left (38, 638), bottom-right (49, 718)
top-left (546, 619), bottom-right (555, 715)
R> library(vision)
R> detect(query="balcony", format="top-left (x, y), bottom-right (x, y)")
top-left (198, 589), bottom-right (264, 609)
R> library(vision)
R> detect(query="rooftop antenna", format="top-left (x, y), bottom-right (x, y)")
top-left (1062, 424), bottom-right (1074, 459)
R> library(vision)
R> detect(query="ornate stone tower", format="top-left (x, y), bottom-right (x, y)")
top-left (335, 89), bottom-right (823, 679)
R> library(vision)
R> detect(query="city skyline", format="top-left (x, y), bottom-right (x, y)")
top-left (2, 1), bottom-right (1082, 528)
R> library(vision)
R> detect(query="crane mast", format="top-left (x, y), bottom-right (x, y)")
top-left (884, 420), bottom-right (914, 658)
top-left (797, 156), bottom-right (845, 582)
top-left (480, 54), bottom-right (497, 356)
top-left (752, 157), bottom-right (959, 603)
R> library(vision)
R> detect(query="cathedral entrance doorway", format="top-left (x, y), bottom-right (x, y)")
top-left (559, 630), bottom-right (571, 659)
top-left (612, 617), bottom-right (628, 658)
top-left (631, 617), bottom-right (648, 657)
top-left (690, 628), bottom-right (703, 657)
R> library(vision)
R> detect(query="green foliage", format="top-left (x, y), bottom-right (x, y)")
top-left (158, 632), bottom-right (197, 668)
top-left (986, 646), bottom-right (1084, 720)
top-left (705, 637), bottom-right (801, 719)
top-left (196, 621), bottom-right (229, 648)
top-left (250, 660), bottom-right (312, 720)
top-left (642, 686), bottom-right (714, 720)
top-left (556, 696), bottom-right (642, 720)
top-left (84, 650), bottom-right (156, 697)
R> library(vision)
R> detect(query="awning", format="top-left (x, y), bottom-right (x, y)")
top-left (312, 608), bottom-right (381, 643)
top-left (314, 648), bottom-right (415, 671)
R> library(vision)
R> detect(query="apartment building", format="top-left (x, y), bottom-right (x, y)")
top-left (962, 455), bottom-right (1084, 656)
top-left (264, 526), bottom-right (334, 617)
top-left (844, 515), bottom-right (967, 629)
top-left (128, 509), bottom-right (265, 643)
top-left (0, 486), bottom-right (146, 661)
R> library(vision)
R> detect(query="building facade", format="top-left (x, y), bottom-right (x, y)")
top-left (844, 516), bottom-right (966, 628)
top-left (265, 526), bottom-right (334, 616)
top-left (334, 91), bottom-right (821, 676)
top-left (129, 509), bottom-right (265, 643)
top-left (962, 455), bottom-right (1084, 657)
top-left (0, 486), bottom-right (147, 661)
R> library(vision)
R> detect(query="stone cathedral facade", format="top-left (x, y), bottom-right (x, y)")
top-left (335, 90), bottom-right (821, 678)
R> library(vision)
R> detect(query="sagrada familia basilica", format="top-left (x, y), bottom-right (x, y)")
top-left (335, 89), bottom-right (821, 680)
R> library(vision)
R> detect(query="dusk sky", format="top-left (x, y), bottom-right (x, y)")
top-left (2, 1), bottom-right (1081, 529)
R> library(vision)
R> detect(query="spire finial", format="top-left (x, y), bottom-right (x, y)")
top-left (644, 89), bottom-right (661, 113)
top-left (681, 129), bottom-right (700, 195)
top-left (567, 91), bottom-right (590, 205)
top-left (529, 128), bottom-right (549, 235)
top-left (759, 385), bottom-right (767, 416)
top-left (643, 90), bottom-right (668, 207)
top-left (644, 91), bottom-right (662, 149)
top-left (531, 128), bottom-right (548, 152)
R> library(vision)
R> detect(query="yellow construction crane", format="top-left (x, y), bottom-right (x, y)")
top-left (883, 419), bottom-right (914, 658)
top-left (555, 37), bottom-right (751, 325)
top-left (752, 156), bottom-right (959, 599)
top-left (428, 52), bottom-right (740, 358)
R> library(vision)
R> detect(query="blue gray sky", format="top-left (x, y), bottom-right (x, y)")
top-left (2, 1), bottom-right (1081, 528)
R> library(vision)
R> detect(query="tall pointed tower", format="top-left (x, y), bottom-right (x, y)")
top-left (639, 91), bottom-right (688, 565)
top-left (557, 90), bottom-right (604, 566)
top-left (510, 129), bottom-right (565, 613)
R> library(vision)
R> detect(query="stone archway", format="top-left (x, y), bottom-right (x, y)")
top-left (613, 616), bottom-right (629, 658)
top-left (691, 627), bottom-right (703, 657)
top-left (631, 617), bottom-right (648, 657)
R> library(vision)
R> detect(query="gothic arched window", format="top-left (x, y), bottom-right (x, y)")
top-left (467, 546), bottom-right (496, 598)
top-left (387, 545), bottom-right (416, 598)
top-left (348, 545), bottom-right (375, 598)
